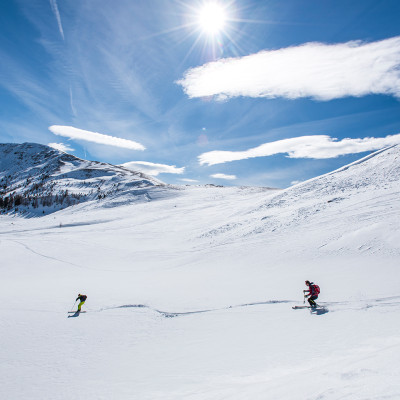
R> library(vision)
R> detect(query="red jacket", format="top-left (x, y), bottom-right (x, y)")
top-left (306, 283), bottom-right (319, 297)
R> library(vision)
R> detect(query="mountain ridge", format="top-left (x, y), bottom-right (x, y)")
top-left (0, 142), bottom-right (169, 215)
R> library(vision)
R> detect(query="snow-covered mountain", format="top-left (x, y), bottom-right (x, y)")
top-left (0, 143), bottom-right (170, 215)
top-left (1, 144), bottom-right (400, 400)
top-left (199, 145), bottom-right (400, 253)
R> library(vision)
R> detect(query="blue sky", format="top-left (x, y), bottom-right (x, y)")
top-left (1, 0), bottom-right (400, 188)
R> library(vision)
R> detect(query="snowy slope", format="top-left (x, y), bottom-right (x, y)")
top-left (200, 145), bottom-right (400, 255)
top-left (0, 143), bottom-right (170, 215)
top-left (1, 145), bottom-right (400, 399)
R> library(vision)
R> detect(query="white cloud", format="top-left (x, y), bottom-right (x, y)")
top-left (210, 173), bottom-right (237, 180)
top-left (178, 36), bottom-right (400, 101)
top-left (199, 134), bottom-right (400, 165)
top-left (121, 161), bottom-right (185, 176)
top-left (48, 142), bottom-right (75, 153)
top-left (49, 0), bottom-right (65, 41)
top-left (290, 180), bottom-right (303, 186)
top-left (49, 125), bottom-right (145, 151)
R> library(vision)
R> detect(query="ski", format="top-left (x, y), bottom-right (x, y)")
top-left (292, 305), bottom-right (321, 309)
top-left (68, 311), bottom-right (86, 313)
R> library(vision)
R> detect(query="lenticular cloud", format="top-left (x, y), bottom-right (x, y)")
top-left (178, 36), bottom-right (400, 101)
top-left (49, 125), bottom-right (145, 151)
top-left (121, 161), bottom-right (184, 176)
top-left (210, 173), bottom-right (237, 180)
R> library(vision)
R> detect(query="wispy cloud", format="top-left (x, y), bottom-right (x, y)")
top-left (48, 142), bottom-right (75, 153)
top-left (49, 125), bottom-right (146, 150)
top-left (121, 161), bottom-right (185, 176)
top-left (210, 173), bottom-right (237, 180)
top-left (18, 1), bottom-right (164, 140)
top-left (178, 36), bottom-right (400, 101)
top-left (69, 85), bottom-right (77, 117)
top-left (0, 49), bottom-right (62, 123)
top-left (49, 0), bottom-right (64, 40)
top-left (199, 134), bottom-right (400, 165)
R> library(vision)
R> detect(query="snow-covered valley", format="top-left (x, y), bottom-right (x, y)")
top-left (1, 144), bottom-right (400, 399)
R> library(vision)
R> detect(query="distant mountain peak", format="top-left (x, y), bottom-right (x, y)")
top-left (0, 142), bottom-right (169, 216)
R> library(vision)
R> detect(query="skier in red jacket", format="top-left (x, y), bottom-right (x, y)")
top-left (304, 281), bottom-right (320, 307)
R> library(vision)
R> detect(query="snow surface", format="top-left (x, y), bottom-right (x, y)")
top-left (1, 145), bottom-right (400, 399)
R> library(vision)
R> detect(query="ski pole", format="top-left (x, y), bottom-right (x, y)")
top-left (70, 300), bottom-right (77, 312)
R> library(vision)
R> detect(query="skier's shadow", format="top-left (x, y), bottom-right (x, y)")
top-left (311, 307), bottom-right (329, 315)
top-left (68, 311), bottom-right (81, 318)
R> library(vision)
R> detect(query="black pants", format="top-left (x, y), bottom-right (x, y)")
top-left (308, 296), bottom-right (318, 307)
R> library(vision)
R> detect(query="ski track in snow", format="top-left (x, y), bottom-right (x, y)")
top-left (89, 295), bottom-right (400, 318)
top-left (8, 296), bottom-right (400, 319)
top-left (9, 239), bottom-right (86, 269)
top-left (5, 238), bottom-right (124, 272)
top-left (97, 300), bottom-right (295, 318)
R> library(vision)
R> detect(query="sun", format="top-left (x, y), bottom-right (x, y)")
top-left (197, 3), bottom-right (227, 35)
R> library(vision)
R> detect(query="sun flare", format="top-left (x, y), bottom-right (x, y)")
top-left (198, 3), bottom-right (227, 35)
